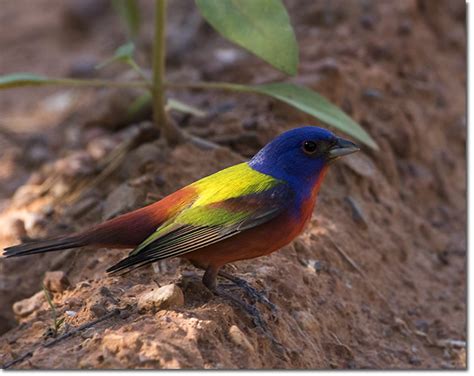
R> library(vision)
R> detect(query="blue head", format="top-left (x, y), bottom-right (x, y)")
top-left (249, 126), bottom-right (359, 195)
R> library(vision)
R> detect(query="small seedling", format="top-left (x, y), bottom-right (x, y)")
top-left (41, 283), bottom-right (65, 338)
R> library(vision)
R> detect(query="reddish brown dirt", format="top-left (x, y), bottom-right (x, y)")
top-left (0, 0), bottom-right (466, 369)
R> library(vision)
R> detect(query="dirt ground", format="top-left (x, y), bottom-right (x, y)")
top-left (0, 0), bottom-right (466, 370)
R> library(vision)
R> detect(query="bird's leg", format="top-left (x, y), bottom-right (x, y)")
top-left (202, 265), bottom-right (272, 335)
top-left (217, 270), bottom-right (278, 315)
top-left (204, 266), bottom-right (286, 357)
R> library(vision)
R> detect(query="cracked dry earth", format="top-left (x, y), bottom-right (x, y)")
top-left (0, 0), bottom-right (467, 369)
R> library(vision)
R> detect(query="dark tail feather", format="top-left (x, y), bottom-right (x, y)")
top-left (3, 236), bottom-right (85, 258)
top-left (3, 198), bottom-right (168, 259)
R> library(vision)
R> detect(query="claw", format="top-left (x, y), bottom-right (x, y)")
top-left (213, 287), bottom-right (285, 355)
top-left (217, 270), bottom-right (278, 315)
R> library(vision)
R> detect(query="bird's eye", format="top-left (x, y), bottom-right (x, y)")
top-left (302, 140), bottom-right (318, 154)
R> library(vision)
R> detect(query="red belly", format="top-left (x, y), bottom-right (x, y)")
top-left (183, 206), bottom-right (312, 269)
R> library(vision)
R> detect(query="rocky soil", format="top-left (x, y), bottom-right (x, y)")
top-left (0, 0), bottom-right (466, 369)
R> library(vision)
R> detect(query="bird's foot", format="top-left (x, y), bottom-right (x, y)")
top-left (213, 286), bottom-right (285, 355)
top-left (217, 270), bottom-right (278, 316)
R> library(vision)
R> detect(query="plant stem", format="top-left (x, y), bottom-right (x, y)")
top-left (2, 77), bottom-right (151, 90)
top-left (166, 81), bottom-right (249, 92)
top-left (52, 78), bottom-right (151, 89)
top-left (152, 0), bottom-right (178, 142)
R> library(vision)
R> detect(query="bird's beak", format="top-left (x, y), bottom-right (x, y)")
top-left (327, 137), bottom-right (360, 160)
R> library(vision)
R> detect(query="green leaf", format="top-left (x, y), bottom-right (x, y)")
top-left (96, 42), bottom-right (135, 69)
top-left (112, 0), bottom-right (141, 38)
top-left (252, 83), bottom-right (378, 149)
top-left (166, 99), bottom-right (207, 117)
top-left (196, 0), bottom-right (299, 76)
top-left (0, 73), bottom-right (50, 88)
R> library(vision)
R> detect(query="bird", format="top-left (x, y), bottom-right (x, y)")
top-left (3, 126), bottom-right (359, 295)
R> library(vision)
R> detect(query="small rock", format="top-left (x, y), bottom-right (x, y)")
top-left (215, 48), bottom-right (241, 64)
top-left (294, 310), bottom-right (319, 332)
top-left (398, 19), bottom-right (412, 36)
top-left (65, 196), bottom-right (100, 219)
top-left (81, 327), bottom-right (96, 339)
top-left (228, 325), bottom-right (254, 352)
top-left (69, 55), bottom-right (99, 78)
top-left (41, 204), bottom-right (55, 217)
top-left (102, 183), bottom-right (148, 220)
top-left (341, 153), bottom-right (377, 179)
top-left (119, 309), bottom-right (131, 320)
top-left (43, 271), bottom-right (70, 293)
top-left (362, 88), bottom-right (383, 101)
top-left (360, 14), bottom-right (376, 30)
top-left (344, 196), bottom-right (368, 228)
top-left (409, 356), bottom-right (421, 366)
top-left (90, 303), bottom-right (107, 318)
top-left (64, 297), bottom-right (82, 310)
top-left (314, 57), bottom-right (340, 76)
top-left (7, 218), bottom-right (28, 241)
top-left (122, 142), bottom-right (163, 177)
top-left (137, 284), bottom-right (184, 313)
top-left (306, 259), bottom-right (326, 274)
top-left (13, 291), bottom-right (45, 318)
top-left (55, 152), bottom-right (96, 178)
top-left (154, 175), bottom-right (166, 187)
top-left (32, 321), bottom-right (46, 331)
top-left (102, 332), bottom-right (141, 355)
top-left (415, 319), bottom-right (430, 333)
top-left (23, 212), bottom-right (47, 235)
top-left (25, 144), bottom-right (52, 167)
top-left (65, 310), bottom-right (77, 317)
top-left (63, 0), bottom-right (109, 31)
top-left (87, 137), bottom-right (120, 161)
top-left (242, 119), bottom-right (258, 131)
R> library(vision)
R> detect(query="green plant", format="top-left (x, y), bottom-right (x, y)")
top-left (42, 284), bottom-right (65, 337)
top-left (0, 0), bottom-right (378, 150)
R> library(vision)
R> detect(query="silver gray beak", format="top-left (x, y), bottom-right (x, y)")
top-left (328, 137), bottom-right (360, 159)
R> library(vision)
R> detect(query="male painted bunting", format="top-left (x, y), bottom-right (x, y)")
top-left (4, 126), bottom-right (359, 293)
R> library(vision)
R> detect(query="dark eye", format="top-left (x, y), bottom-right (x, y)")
top-left (302, 140), bottom-right (318, 154)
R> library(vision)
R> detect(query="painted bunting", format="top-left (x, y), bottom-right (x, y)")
top-left (4, 126), bottom-right (359, 292)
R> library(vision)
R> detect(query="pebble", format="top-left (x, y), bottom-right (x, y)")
top-left (294, 310), bottom-right (319, 332)
top-left (63, 0), bottom-right (109, 31)
top-left (228, 325), bottom-right (254, 352)
top-left (87, 137), bottom-right (119, 160)
top-left (360, 14), bottom-right (376, 30)
top-left (137, 284), bottom-right (185, 313)
top-left (341, 153), bottom-right (377, 179)
top-left (65, 297), bottom-right (82, 310)
top-left (409, 356), bottom-right (421, 366)
top-left (81, 327), bottom-right (96, 339)
top-left (12, 291), bottom-right (45, 318)
top-left (344, 196), bottom-right (368, 228)
top-left (55, 152), bottom-right (96, 178)
top-left (90, 303), bottom-right (107, 318)
top-left (69, 55), bottom-right (99, 78)
top-left (102, 183), bottom-right (147, 220)
top-left (362, 88), bottom-right (383, 101)
top-left (66, 196), bottom-right (100, 219)
top-left (414, 319), bottom-right (430, 333)
top-left (43, 271), bottom-right (70, 293)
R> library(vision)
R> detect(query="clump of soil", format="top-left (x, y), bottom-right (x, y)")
top-left (0, 0), bottom-right (466, 369)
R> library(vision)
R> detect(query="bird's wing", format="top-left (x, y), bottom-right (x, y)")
top-left (106, 163), bottom-right (294, 274)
